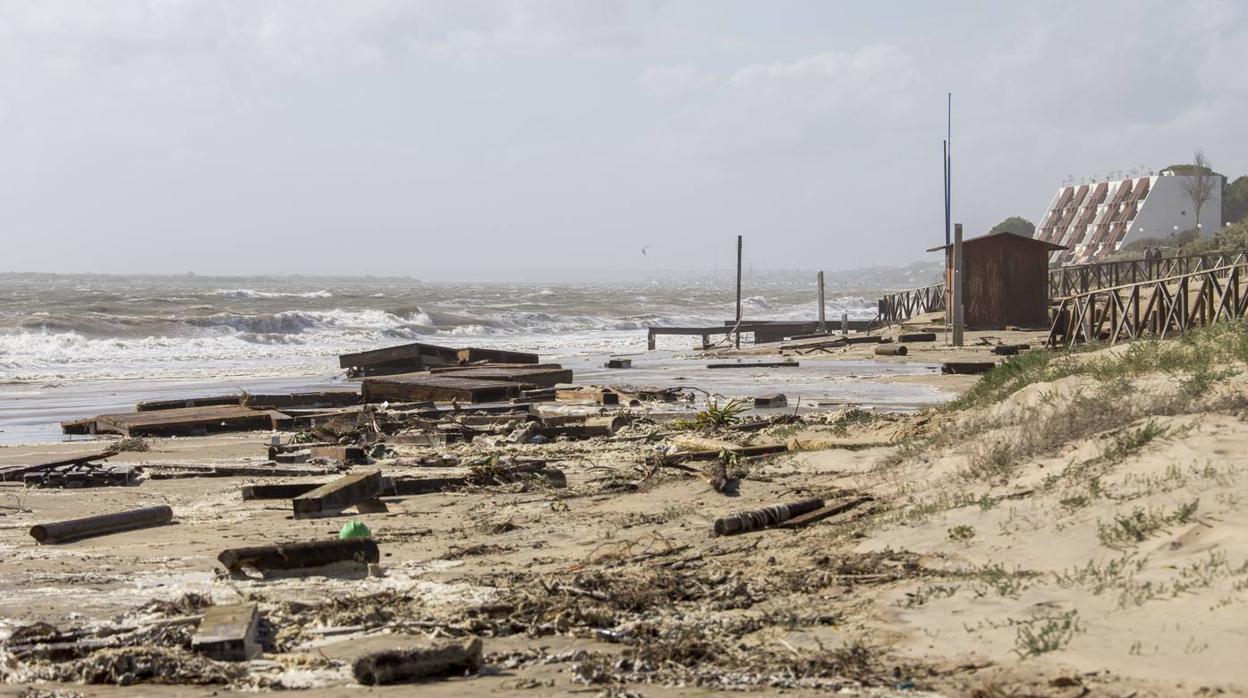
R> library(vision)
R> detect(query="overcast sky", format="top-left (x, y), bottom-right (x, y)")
top-left (1, 1), bottom-right (1245, 279)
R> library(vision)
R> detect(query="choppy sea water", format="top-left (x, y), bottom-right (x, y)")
top-left (0, 275), bottom-right (948, 443)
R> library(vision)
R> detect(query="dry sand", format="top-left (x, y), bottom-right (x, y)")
top-left (1, 329), bottom-right (1246, 696)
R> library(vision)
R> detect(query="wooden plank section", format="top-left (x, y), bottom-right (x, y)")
top-left (779, 496), bottom-right (873, 529)
top-left (0, 449), bottom-right (115, 482)
top-left (941, 361), bottom-right (997, 375)
top-left (353, 637), bottom-right (483, 686)
top-left (192, 604), bottom-right (261, 661)
top-left (292, 470), bottom-right (383, 519)
top-left (88, 405), bottom-right (284, 437)
top-left (456, 347), bottom-right (539, 364)
top-left (308, 445), bottom-right (368, 464)
top-left (706, 360), bottom-right (799, 369)
top-left (555, 387), bottom-right (620, 406)
top-left (338, 342), bottom-right (460, 376)
top-left (241, 390), bottom-right (361, 411)
top-left (218, 538), bottom-right (380, 576)
top-left (136, 395), bottom-right (239, 412)
top-left (898, 332), bottom-right (937, 342)
top-left (363, 374), bottom-right (524, 403)
top-left (753, 393), bottom-right (787, 408)
top-left (435, 366), bottom-right (572, 388)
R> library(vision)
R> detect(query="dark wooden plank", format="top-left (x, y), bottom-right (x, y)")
top-left (941, 361), bottom-right (997, 375)
top-left (456, 347), bottom-right (539, 364)
top-left (338, 342), bottom-right (459, 371)
top-left (192, 604), bottom-right (261, 661)
top-left (241, 390), bottom-right (361, 411)
top-left (90, 405), bottom-right (284, 437)
top-left (706, 360), bottom-right (799, 369)
top-left (136, 395), bottom-right (240, 412)
top-left (435, 366), bottom-right (572, 388)
top-left (362, 374), bottom-right (524, 403)
top-left (292, 470), bottom-right (384, 518)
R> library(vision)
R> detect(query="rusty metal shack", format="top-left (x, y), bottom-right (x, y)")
top-left (927, 231), bottom-right (1066, 329)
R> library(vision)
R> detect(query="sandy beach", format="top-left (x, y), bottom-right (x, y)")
top-left (1, 315), bottom-right (1245, 696)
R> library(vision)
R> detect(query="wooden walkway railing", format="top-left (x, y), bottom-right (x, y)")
top-left (1047, 262), bottom-right (1248, 348)
top-left (877, 282), bottom-right (945, 326)
top-left (1049, 251), bottom-right (1248, 297)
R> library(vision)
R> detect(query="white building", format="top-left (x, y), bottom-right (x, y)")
top-left (1034, 171), bottom-right (1223, 265)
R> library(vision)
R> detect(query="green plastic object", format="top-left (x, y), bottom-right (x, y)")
top-left (339, 521), bottom-right (371, 540)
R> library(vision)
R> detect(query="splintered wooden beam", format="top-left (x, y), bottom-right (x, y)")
top-left (292, 470), bottom-right (383, 519)
top-left (353, 637), bottom-right (484, 685)
top-left (192, 604), bottom-right (261, 661)
top-left (218, 538), bottom-right (380, 576)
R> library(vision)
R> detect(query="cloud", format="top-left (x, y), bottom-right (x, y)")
top-left (638, 64), bottom-right (715, 97)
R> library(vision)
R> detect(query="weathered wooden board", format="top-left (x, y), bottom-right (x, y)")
top-left (362, 374), bottom-right (525, 403)
top-left (456, 347), bottom-right (539, 364)
top-left (192, 604), bottom-right (261, 661)
top-left (292, 470), bottom-right (383, 518)
top-left (241, 390), bottom-right (361, 411)
top-left (339, 342), bottom-right (460, 376)
top-left (435, 366), bottom-right (572, 388)
top-left (88, 405), bottom-right (285, 437)
top-left (136, 395), bottom-right (240, 412)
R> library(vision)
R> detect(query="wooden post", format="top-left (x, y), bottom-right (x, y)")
top-left (816, 271), bottom-right (826, 333)
top-left (841, 311), bottom-right (848, 336)
top-left (952, 223), bottom-right (965, 347)
top-left (735, 235), bottom-right (743, 349)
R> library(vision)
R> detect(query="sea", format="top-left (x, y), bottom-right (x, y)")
top-left (0, 273), bottom-right (947, 443)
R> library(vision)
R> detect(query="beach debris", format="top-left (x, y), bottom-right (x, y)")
top-left (753, 393), bottom-right (787, 408)
top-left (352, 636), bottom-right (483, 686)
top-left (712, 498), bottom-right (825, 536)
top-left (363, 374), bottom-right (527, 404)
top-left (340, 521), bottom-right (372, 540)
top-left (648, 443), bottom-right (789, 467)
top-left (992, 343), bottom-right (1031, 355)
top-left (62, 405), bottom-right (286, 438)
top-left (874, 344), bottom-right (908, 356)
top-left (604, 358), bottom-right (632, 369)
top-left (555, 386), bottom-right (620, 405)
top-left (135, 394), bottom-right (239, 411)
top-left (240, 390), bottom-right (362, 411)
top-left (339, 341), bottom-right (538, 377)
top-left (308, 445), bottom-right (368, 465)
top-left (456, 347), bottom-right (539, 365)
top-left (778, 496), bottom-right (874, 529)
top-left (537, 415), bottom-right (632, 440)
top-left (242, 482), bottom-right (325, 500)
top-left (23, 462), bottom-right (136, 489)
top-left (30, 505), bottom-right (174, 544)
top-left (0, 449), bottom-right (116, 482)
top-left (218, 538), bottom-right (380, 578)
top-left (431, 364), bottom-right (572, 388)
top-left (941, 361), bottom-right (997, 375)
top-left (293, 470), bottom-right (384, 519)
top-left (897, 332), bottom-right (937, 342)
top-left (191, 603), bottom-right (261, 662)
top-left (706, 360), bottom-right (799, 369)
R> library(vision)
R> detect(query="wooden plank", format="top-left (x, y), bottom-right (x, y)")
top-left (292, 470), bottom-right (383, 519)
top-left (779, 496), bottom-right (873, 529)
top-left (192, 604), bottom-right (261, 661)
top-left (338, 342), bottom-right (460, 370)
top-left (241, 390), bottom-right (361, 411)
top-left (897, 332), bottom-right (937, 342)
top-left (0, 449), bottom-right (115, 482)
top-left (434, 366), bottom-right (572, 388)
top-left (706, 360), bottom-right (799, 369)
top-left (90, 405), bottom-right (284, 437)
top-left (136, 395), bottom-right (239, 412)
top-left (362, 374), bottom-right (525, 403)
top-left (941, 361), bottom-right (997, 375)
top-left (456, 347), bottom-right (539, 364)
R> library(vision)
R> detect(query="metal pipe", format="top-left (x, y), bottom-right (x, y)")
top-left (30, 505), bottom-right (173, 544)
top-left (735, 235), bottom-right (743, 349)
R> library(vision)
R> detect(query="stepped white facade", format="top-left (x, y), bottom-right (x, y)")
top-left (1034, 172), bottom-right (1223, 265)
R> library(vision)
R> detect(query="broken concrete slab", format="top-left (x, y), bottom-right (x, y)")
top-left (191, 604), bottom-right (261, 662)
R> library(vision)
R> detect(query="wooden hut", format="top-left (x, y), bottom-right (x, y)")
top-left (927, 231), bottom-right (1066, 329)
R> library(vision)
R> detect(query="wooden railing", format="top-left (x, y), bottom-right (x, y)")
top-left (1049, 251), bottom-right (1248, 297)
top-left (877, 282), bottom-right (945, 326)
top-left (1047, 262), bottom-right (1248, 348)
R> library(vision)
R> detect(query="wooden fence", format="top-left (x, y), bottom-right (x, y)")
top-left (877, 282), bottom-right (946, 326)
top-left (1049, 251), bottom-right (1248, 297)
top-left (1047, 261), bottom-right (1248, 348)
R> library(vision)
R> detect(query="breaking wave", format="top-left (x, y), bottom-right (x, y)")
top-left (211, 288), bottom-right (334, 299)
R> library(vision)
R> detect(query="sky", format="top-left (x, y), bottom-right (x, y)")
top-left (1, 1), bottom-right (1245, 280)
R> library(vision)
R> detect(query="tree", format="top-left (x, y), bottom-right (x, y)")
top-left (989, 216), bottom-right (1036, 237)
top-left (1180, 149), bottom-right (1217, 233)
top-left (1224, 175), bottom-right (1248, 225)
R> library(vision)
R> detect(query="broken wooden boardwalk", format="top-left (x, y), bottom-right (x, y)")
top-left (1047, 261), bottom-right (1248, 347)
top-left (362, 374), bottom-right (527, 403)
